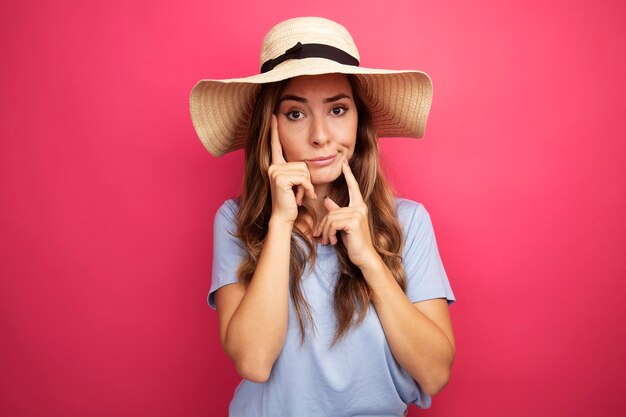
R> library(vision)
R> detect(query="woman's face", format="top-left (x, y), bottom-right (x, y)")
top-left (275, 73), bottom-right (358, 186)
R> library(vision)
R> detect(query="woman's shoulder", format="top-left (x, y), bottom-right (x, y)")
top-left (217, 197), bottom-right (240, 212)
top-left (393, 197), bottom-right (437, 235)
top-left (394, 196), bottom-right (428, 218)
top-left (214, 197), bottom-right (241, 227)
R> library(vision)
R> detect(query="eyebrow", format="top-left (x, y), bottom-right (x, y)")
top-left (278, 93), bottom-right (352, 104)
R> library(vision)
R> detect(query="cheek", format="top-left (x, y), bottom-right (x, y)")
top-left (343, 111), bottom-right (358, 137)
top-left (277, 124), bottom-right (309, 161)
top-left (340, 119), bottom-right (358, 152)
top-left (277, 137), bottom-right (299, 162)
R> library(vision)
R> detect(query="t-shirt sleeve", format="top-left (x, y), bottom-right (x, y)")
top-left (398, 199), bottom-right (456, 305)
top-left (207, 199), bottom-right (246, 310)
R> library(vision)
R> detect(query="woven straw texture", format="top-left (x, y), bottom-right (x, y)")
top-left (189, 17), bottom-right (433, 157)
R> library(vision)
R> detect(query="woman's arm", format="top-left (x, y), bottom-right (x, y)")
top-left (215, 115), bottom-right (316, 383)
top-left (215, 217), bottom-right (293, 383)
top-left (315, 160), bottom-right (455, 395)
top-left (361, 258), bottom-right (455, 396)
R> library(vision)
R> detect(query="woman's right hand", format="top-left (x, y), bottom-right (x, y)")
top-left (268, 114), bottom-right (317, 224)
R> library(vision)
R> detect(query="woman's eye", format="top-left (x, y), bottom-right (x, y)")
top-left (286, 111), bottom-right (303, 120)
top-left (331, 107), bottom-right (347, 116)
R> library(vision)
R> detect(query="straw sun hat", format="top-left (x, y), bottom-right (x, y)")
top-left (189, 16), bottom-right (433, 157)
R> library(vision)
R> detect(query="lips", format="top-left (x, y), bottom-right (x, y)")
top-left (307, 154), bottom-right (336, 162)
top-left (305, 154), bottom-right (337, 167)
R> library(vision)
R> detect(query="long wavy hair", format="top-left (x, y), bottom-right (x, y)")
top-left (235, 75), bottom-right (406, 347)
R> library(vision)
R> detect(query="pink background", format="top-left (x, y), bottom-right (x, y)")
top-left (1, 0), bottom-right (625, 416)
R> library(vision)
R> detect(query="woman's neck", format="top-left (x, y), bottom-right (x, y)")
top-left (311, 183), bottom-right (331, 218)
top-left (295, 183), bottom-right (331, 239)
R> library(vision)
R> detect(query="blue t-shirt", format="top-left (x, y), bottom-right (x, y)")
top-left (208, 197), bottom-right (456, 417)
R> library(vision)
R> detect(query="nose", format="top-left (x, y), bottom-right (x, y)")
top-left (309, 115), bottom-right (330, 147)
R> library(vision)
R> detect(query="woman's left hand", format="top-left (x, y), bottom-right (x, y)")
top-left (313, 159), bottom-right (379, 269)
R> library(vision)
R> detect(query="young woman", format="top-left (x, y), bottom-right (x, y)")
top-left (190, 16), bottom-right (456, 417)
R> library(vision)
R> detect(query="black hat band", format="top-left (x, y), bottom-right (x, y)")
top-left (260, 42), bottom-right (360, 74)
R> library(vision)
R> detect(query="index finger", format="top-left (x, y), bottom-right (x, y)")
top-left (270, 114), bottom-right (286, 164)
top-left (341, 158), bottom-right (364, 206)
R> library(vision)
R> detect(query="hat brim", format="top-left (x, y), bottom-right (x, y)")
top-left (190, 58), bottom-right (433, 156)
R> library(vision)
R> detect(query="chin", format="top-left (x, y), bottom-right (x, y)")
top-left (311, 167), bottom-right (342, 185)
